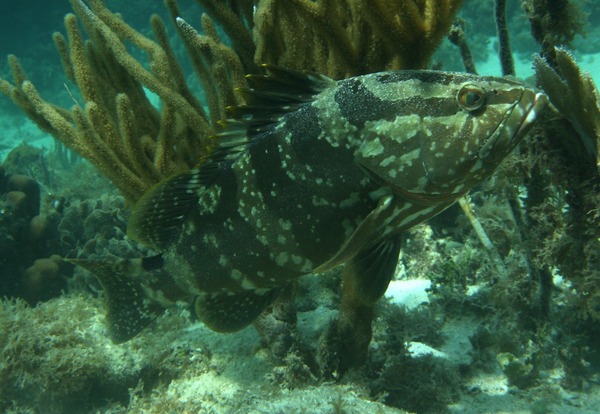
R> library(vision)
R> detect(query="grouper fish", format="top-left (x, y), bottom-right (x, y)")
top-left (75, 66), bottom-right (547, 362)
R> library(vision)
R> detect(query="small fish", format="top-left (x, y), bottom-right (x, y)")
top-left (73, 66), bottom-right (547, 344)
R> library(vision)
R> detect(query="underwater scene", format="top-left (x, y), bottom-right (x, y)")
top-left (1, 1), bottom-right (600, 413)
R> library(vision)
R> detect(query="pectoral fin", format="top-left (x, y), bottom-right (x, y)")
top-left (313, 194), bottom-right (395, 274)
top-left (343, 237), bottom-right (402, 305)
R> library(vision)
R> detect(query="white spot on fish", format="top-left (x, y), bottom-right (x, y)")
top-left (275, 252), bottom-right (289, 265)
top-left (241, 278), bottom-right (256, 290)
top-left (358, 137), bottom-right (385, 157)
top-left (278, 219), bottom-right (292, 230)
top-left (339, 192), bottom-right (360, 208)
top-left (380, 155), bottom-right (396, 167)
top-left (231, 269), bottom-right (244, 281)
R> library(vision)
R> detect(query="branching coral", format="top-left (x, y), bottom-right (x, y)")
top-left (0, 0), bottom-right (246, 202)
top-left (0, 0), bottom-right (463, 203)
top-left (531, 48), bottom-right (600, 323)
top-left (194, 0), bottom-right (256, 73)
top-left (534, 48), bottom-right (600, 172)
top-left (523, 0), bottom-right (586, 65)
top-left (253, 0), bottom-right (463, 78)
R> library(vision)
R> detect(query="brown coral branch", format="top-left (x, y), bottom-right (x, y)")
top-left (448, 19), bottom-right (477, 74)
top-left (0, 0), bottom-right (248, 203)
top-left (254, 0), bottom-right (463, 78)
top-left (495, 0), bottom-right (515, 76)
top-left (523, 0), bottom-right (586, 67)
top-left (194, 0), bottom-right (256, 72)
top-left (71, 0), bottom-right (210, 138)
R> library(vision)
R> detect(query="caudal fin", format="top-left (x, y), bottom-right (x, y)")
top-left (68, 257), bottom-right (165, 343)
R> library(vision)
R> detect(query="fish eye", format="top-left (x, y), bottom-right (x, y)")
top-left (457, 85), bottom-right (486, 111)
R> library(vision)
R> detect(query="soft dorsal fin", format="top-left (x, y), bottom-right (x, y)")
top-left (128, 65), bottom-right (334, 252)
top-left (127, 169), bottom-right (204, 251)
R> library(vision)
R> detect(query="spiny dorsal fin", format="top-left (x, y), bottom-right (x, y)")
top-left (240, 64), bottom-right (334, 106)
top-left (223, 64), bottom-right (335, 139)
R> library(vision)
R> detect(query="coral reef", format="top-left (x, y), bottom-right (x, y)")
top-left (0, 160), bottom-right (67, 303)
top-left (2, 142), bottom-right (52, 187)
top-left (0, 295), bottom-right (210, 414)
top-left (372, 354), bottom-right (461, 413)
top-left (523, 0), bottom-right (586, 65)
top-left (0, 296), bottom-right (136, 413)
top-left (0, 145), bottom-right (139, 305)
top-left (21, 255), bottom-right (70, 304)
top-left (522, 0), bottom-right (600, 335)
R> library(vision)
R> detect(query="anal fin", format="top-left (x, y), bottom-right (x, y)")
top-left (194, 288), bottom-right (281, 333)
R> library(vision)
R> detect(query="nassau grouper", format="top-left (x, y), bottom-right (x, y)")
top-left (73, 65), bottom-right (547, 376)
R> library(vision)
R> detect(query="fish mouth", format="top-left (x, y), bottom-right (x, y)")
top-left (383, 184), bottom-right (467, 206)
top-left (515, 92), bottom-right (548, 136)
top-left (479, 90), bottom-right (548, 163)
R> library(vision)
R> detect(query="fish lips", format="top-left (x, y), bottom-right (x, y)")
top-left (479, 91), bottom-right (549, 163)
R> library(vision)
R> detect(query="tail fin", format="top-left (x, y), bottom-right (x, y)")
top-left (68, 256), bottom-right (165, 343)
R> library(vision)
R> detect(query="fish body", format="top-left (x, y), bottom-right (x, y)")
top-left (78, 67), bottom-right (547, 342)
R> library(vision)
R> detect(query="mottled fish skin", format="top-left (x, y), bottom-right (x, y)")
top-left (76, 67), bottom-right (548, 342)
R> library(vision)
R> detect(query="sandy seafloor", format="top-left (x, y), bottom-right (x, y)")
top-left (1, 10), bottom-right (600, 414)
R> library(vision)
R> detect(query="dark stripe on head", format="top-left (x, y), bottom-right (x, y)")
top-left (334, 76), bottom-right (475, 129)
top-left (287, 104), bottom-right (356, 175)
top-left (374, 70), bottom-right (459, 86)
top-left (334, 78), bottom-right (394, 128)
